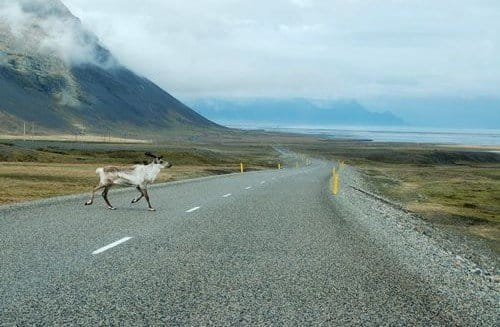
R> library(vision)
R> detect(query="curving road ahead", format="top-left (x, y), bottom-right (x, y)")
top-left (0, 162), bottom-right (497, 325)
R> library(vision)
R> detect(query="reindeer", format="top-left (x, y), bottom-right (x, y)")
top-left (84, 152), bottom-right (172, 211)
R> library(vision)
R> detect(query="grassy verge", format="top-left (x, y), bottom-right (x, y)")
top-left (361, 163), bottom-right (500, 244)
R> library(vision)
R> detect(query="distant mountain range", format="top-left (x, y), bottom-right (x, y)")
top-left (187, 98), bottom-right (404, 127)
top-left (362, 97), bottom-right (500, 129)
top-left (0, 0), bottom-right (218, 134)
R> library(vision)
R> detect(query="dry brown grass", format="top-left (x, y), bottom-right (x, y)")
top-left (359, 163), bottom-right (500, 250)
top-left (0, 134), bottom-right (147, 143)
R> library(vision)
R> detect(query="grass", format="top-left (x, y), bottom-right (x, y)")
top-left (362, 163), bottom-right (500, 252)
top-left (363, 163), bottom-right (499, 219)
top-left (0, 163), bottom-right (96, 203)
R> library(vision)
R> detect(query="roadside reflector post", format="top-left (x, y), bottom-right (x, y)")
top-left (332, 172), bottom-right (340, 195)
top-left (240, 163), bottom-right (244, 173)
top-left (332, 163), bottom-right (340, 195)
top-left (278, 163), bottom-right (281, 170)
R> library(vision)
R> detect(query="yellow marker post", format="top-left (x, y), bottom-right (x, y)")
top-left (240, 163), bottom-right (244, 173)
top-left (331, 164), bottom-right (340, 195)
top-left (278, 163), bottom-right (281, 170)
top-left (332, 172), bottom-right (340, 195)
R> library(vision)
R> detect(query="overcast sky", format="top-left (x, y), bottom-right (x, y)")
top-left (63, 0), bottom-right (500, 100)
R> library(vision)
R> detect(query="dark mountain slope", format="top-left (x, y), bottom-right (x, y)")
top-left (0, 0), bottom-right (218, 133)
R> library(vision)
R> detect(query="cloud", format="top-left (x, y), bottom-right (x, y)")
top-left (8, 0), bottom-right (500, 99)
top-left (0, 0), bottom-right (115, 68)
top-left (290, 0), bottom-right (313, 8)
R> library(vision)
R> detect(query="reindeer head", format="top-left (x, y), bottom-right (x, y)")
top-left (145, 152), bottom-right (172, 169)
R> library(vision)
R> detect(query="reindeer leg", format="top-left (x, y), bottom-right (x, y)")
top-left (85, 184), bottom-right (106, 206)
top-left (102, 186), bottom-right (116, 210)
top-left (141, 187), bottom-right (155, 211)
top-left (131, 186), bottom-right (144, 204)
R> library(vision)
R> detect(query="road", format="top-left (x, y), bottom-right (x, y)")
top-left (0, 162), bottom-right (497, 325)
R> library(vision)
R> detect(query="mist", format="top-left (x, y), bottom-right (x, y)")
top-left (63, 0), bottom-right (500, 100)
top-left (0, 0), bottom-right (115, 68)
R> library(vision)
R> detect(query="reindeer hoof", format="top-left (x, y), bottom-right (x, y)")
top-left (148, 208), bottom-right (156, 212)
top-left (108, 206), bottom-right (117, 210)
top-left (85, 201), bottom-right (92, 206)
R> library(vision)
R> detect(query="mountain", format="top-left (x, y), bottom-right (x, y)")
top-left (362, 97), bottom-right (500, 129)
top-left (187, 98), bottom-right (404, 127)
top-left (0, 0), bottom-right (218, 134)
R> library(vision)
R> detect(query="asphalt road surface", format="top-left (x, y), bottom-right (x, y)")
top-left (0, 162), bottom-right (497, 325)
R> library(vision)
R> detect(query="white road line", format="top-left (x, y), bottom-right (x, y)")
top-left (222, 193), bottom-right (232, 198)
top-left (186, 206), bottom-right (201, 213)
top-left (260, 181), bottom-right (266, 184)
top-left (92, 237), bottom-right (132, 255)
top-left (245, 186), bottom-right (252, 190)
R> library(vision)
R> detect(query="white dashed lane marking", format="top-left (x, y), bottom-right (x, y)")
top-left (261, 181), bottom-right (266, 184)
top-left (222, 193), bottom-right (232, 198)
top-left (245, 186), bottom-right (252, 190)
top-left (92, 237), bottom-right (132, 255)
top-left (185, 206), bottom-right (201, 213)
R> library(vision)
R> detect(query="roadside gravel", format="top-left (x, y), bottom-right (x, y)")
top-left (334, 164), bottom-right (499, 323)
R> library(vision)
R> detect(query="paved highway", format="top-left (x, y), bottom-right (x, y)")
top-left (0, 162), bottom-right (497, 325)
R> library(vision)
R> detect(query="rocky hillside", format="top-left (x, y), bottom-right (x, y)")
top-left (0, 0), bottom-right (218, 134)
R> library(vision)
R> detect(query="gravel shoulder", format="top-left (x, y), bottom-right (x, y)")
top-left (334, 164), bottom-right (499, 322)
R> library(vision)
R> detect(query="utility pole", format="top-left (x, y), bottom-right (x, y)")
top-left (80, 123), bottom-right (86, 151)
top-left (31, 122), bottom-right (35, 144)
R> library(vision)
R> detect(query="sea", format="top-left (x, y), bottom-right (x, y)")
top-left (225, 123), bottom-right (500, 147)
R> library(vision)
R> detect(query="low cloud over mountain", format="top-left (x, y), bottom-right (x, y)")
top-left (0, 0), bottom-right (217, 133)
